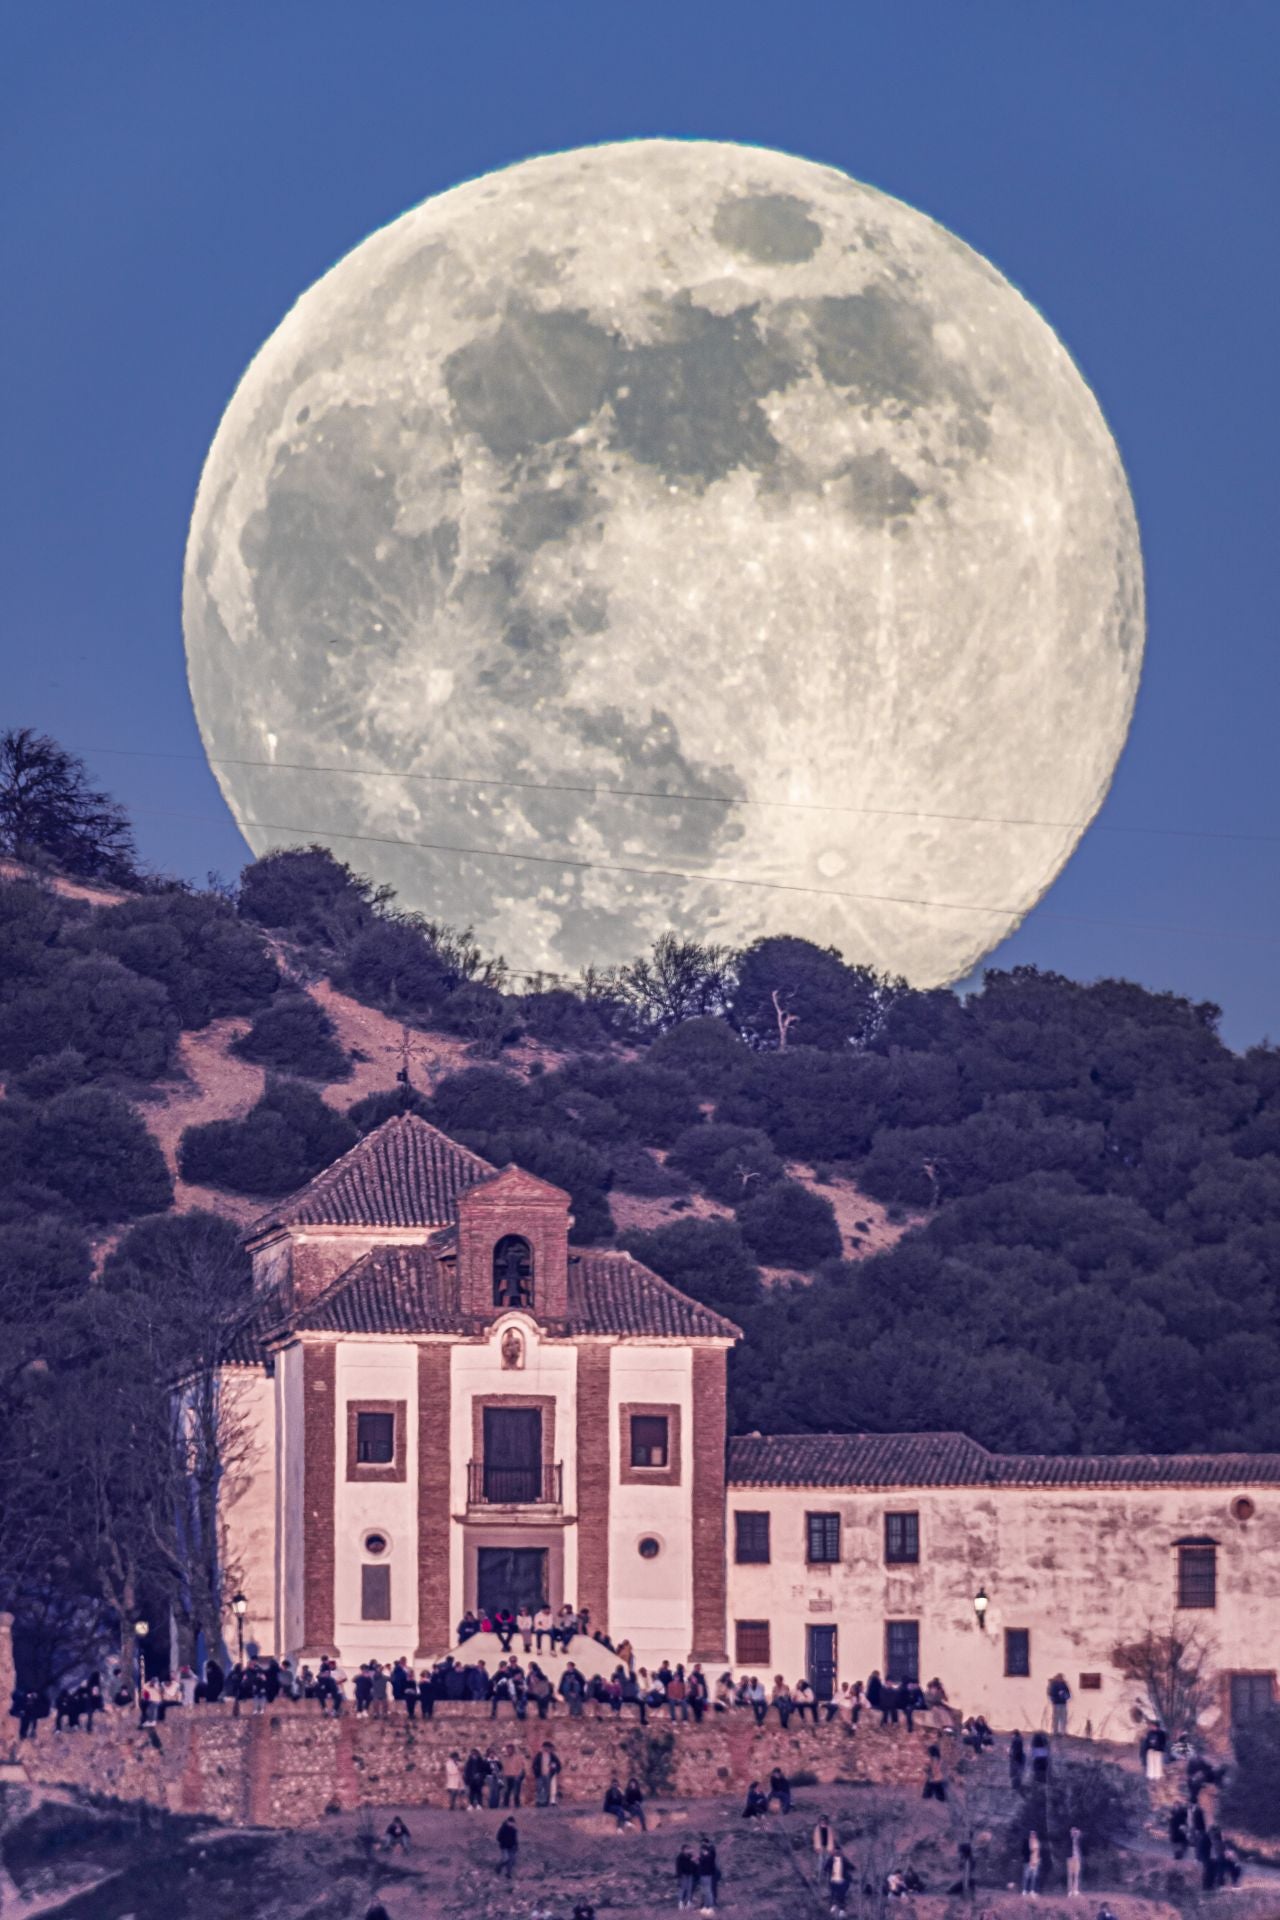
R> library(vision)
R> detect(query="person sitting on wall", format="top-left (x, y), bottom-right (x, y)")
top-left (533, 1604), bottom-right (554, 1652)
top-left (962, 1715), bottom-right (994, 1753)
top-left (457, 1610), bottom-right (481, 1644)
top-left (793, 1677), bottom-right (819, 1724)
top-left (741, 1780), bottom-right (769, 1819)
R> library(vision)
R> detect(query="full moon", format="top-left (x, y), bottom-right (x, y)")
top-left (184, 140), bottom-right (1143, 987)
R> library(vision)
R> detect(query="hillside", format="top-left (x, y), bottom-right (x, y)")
top-left (2, 837), bottom-right (1279, 1461)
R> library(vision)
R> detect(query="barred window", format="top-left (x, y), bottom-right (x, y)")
top-left (735, 1510), bottom-right (771, 1564)
top-left (885, 1619), bottom-right (919, 1683)
top-left (356, 1411), bottom-right (395, 1464)
top-left (884, 1511), bottom-right (919, 1565)
top-left (735, 1619), bottom-right (771, 1666)
top-left (1004, 1628), bottom-right (1031, 1678)
top-left (806, 1512), bottom-right (841, 1564)
top-left (1177, 1543), bottom-right (1217, 1610)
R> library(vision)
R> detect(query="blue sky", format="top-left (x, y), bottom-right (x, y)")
top-left (2, 1), bottom-right (1276, 1044)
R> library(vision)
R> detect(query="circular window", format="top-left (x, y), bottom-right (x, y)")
top-left (1231, 1496), bottom-right (1256, 1523)
top-left (363, 1531), bottom-right (390, 1556)
top-left (638, 1535), bottom-right (662, 1560)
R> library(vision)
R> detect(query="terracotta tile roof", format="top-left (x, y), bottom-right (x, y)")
top-left (727, 1432), bottom-right (1280, 1489)
top-left (278, 1241), bottom-right (741, 1343)
top-left (248, 1114), bottom-right (495, 1235)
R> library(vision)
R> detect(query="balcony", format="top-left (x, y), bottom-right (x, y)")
top-left (467, 1460), bottom-right (564, 1508)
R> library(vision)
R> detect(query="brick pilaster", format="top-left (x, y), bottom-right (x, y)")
top-left (690, 1344), bottom-right (729, 1661)
top-left (300, 1342), bottom-right (338, 1657)
top-left (415, 1344), bottom-right (452, 1658)
top-left (575, 1344), bottom-right (611, 1632)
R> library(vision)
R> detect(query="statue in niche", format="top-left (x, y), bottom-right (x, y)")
top-left (501, 1327), bottom-right (524, 1370)
top-left (493, 1233), bottom-right (534, 1309)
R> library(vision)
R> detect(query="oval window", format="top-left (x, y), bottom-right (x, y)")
top-left (364, 1530), bottom-right (390, 1556)
top-left (1231, 1496), bottom-right (1256, 1523)
top-left (638, 1535), bottom-right (662, 1560)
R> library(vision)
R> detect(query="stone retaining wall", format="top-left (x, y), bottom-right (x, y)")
top-left (17, 1702), bottom-right (944, 1829)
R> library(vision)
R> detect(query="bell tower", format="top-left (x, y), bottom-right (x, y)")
top-left (455, 1167), bottom-right (572, 1325)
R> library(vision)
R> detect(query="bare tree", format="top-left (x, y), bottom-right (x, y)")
top-left (772, 988), bottom-right (799, 1050)
top-left (0, 728), bottom-right (137, 884)
top-left (1110, 1625), bottom-right (1217, 1737)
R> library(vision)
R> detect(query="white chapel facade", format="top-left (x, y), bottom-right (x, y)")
top-left (223, 1113), bottom-right (1280, 1731)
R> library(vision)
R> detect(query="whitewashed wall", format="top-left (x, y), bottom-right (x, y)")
top-left (333, 1341), bottom-right (420, 1663)
top-left (609, 1344), bottom-right (694, 1665)
top-left (218, 1367), bottom-right (277, 1658)
top-left (726, 1482), bottom-right (1280, 1733)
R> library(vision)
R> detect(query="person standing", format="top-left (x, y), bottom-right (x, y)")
top-left (676, 1840), bottom-right (698, 1909)
top-left (696, 1836), bottom-right (720, 1914)
top-left (1066, 1826), bottom-right (1083, 1897)
top-left (503, 1741), bottom-right (526, 1807)
top-left (922, 1745), bottom-right (947, 1802)
top-left (1009, 1730), bottom-right (1026, 1794)
top-left (534, 1739), bottom-right (561, 1806)
top-left (1169, 1802), bottom-right (1189, 1860)
top-left (812, 1814), bottom-right (835, 1878)
top-left (1021, 1829), bottom-right (1041, 1898)
top-left (495, 1815), bottom-right (518, 1879)
top-left (1144, 1722), bottom-right (1167, 1782)
top-left (828, 1849), bottom-right (849, 1914)
top-left (444, 1751), bottom-right (464, 1810)
top-left (1047, 1674), bottom-right (1071, 1737)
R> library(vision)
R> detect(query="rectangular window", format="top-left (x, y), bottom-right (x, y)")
top-left (1230, 1674), bottom-right (1275, 1726)
top-left (1079, 1673), bottom-right (1102, 1691)
top-left (1004, 1628), bottom-right (1031, 1678)
top-left (806, 1512), bottom-right (841, 1564)
top-left (884, 1511), bottom-right (919, 1565)
top-left (735, 1619), bottom-right (771, 1666)
top-left (734, 1510), bottom-right (771, 1564)
top-left (356, 1410), bottom-right (395, 1464)
top-left (885, 1619), bottom-right (920, 1683)
top-left (1177, 1544), bottom-right (1217, 1610)
top-left (630, 1413), bottom-right (670, 1469)
top-left (361, 1563), bottom-right (391, 1621)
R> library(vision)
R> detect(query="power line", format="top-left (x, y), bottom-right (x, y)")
top-left (120, 798), bottom-right (1280, 953)
top-left (75, 741), bottom-right (1280, 847)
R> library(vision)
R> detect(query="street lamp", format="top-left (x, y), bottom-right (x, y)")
top-left (134, 1618), bottom-right (150, 1698)
top-left (973, 1587), bottom-right (989, 1632)
top-left (231, 1592), bottom-right (248, 1718)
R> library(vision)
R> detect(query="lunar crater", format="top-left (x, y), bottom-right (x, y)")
top-left (185, 139), bottom-right (1143, 988)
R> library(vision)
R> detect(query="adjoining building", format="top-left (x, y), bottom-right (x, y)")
top-left (221, 1113), bottom-right (1280, 1732)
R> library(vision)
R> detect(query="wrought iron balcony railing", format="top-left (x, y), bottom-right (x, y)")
top-left (467, 1460), bottom-right (563, 1507)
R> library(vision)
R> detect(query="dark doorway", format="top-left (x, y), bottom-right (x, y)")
top-left (483, 1406), bottom-right (542, 1503)
top-left (807, 1624), bottom-right (838, 1700)
top-left (477, 1546), bottom-right (548, 1615)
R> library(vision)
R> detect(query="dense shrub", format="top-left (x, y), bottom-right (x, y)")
top-left (730, 935), bottom-right (900, 1051)
top-left (434, 983), bottom-right (522, 1054)
top-left (8, 1049), bottom-right (90, 1100)
top-left (552, 1062), bottom-right (701, 1147)
top-left (454, 1128), bottom-right (613, 1244)
top-left (239, 846), bottom-right (385, 946)
top-left (338, 918), bottom-right (454, 1014)
top-left (21, 1088), bottom-right (173, 1222)
top-left (101, 1210), bottom-right (251, 1310)
top-left (0, 1215), bottom-right (93, 1315)
top-left (622, 1218), bottom-right (762, 1320)
top-left (86, 890), bottom-right (279, 1029)
top-left (0, 953), bottom-right (177, 1082)
top-left (735, 1178), bottom-right (842, 1269)
top-left (607, 1145), bottom-right (691, 1198)
top-left (668, 1122), bottom-right (785, 1204)
top-left (231, 993), bottom-right (350, 1080)
top-left (429, 1067), bottom-right (543, 1137)
top-left (718, 1048), bottom-right (891, 1160)
top-left (519, 988), bottom-right (613, 1052)
top-left (347, 1085), bottom-right (433, 1133)
top-left (646, 1015), bottom-right (750, 1091)
top-left (179, 1078), bottom-right (357, 1196)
